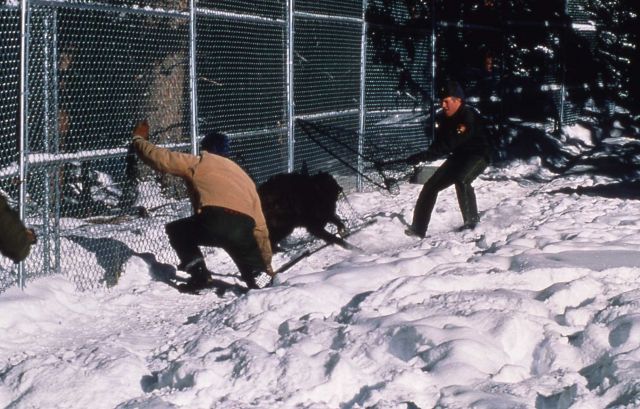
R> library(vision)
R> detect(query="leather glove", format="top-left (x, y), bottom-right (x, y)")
top-left (132, 120), bottom-right (149, 141)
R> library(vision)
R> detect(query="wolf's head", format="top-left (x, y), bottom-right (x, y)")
top-left (311, 172), bottom-right (343, 201)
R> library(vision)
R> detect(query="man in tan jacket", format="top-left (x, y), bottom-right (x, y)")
top-left (131, 121), bottom-right (274, 292)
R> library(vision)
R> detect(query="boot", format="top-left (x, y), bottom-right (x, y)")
top-left (404, 225), bottom-right (425, 238)
top-left (456, 182), bottom-right (480, 229)
top-left (178, 259), bottom-right (212, 293)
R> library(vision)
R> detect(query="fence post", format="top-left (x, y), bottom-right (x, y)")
top-left (357, 0), bottom-right (368, 192)
top-left (42, 12), bottom-right (53, 278)
top-left (189, 0), bottom-right (199, 154)
top-left (559, 0), bottom-right (568, 128)
top-left (286, 0), bottom-right (295, 172)
top-left (18, 0), bottom-right (30, 289)
top-left (430, 0), bottom-right (437, 141)
top-left (51, 10), bottom-right (61, 275)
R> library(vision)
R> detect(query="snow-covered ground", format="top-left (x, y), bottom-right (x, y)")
top-left (3, 126), bottom-right (640, 408)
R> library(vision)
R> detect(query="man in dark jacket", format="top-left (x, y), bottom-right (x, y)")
top-left (0, 195), bottom-right (37, 263)
top-left (405, 81), bottom-right (490, 237)
top-left (131, 121), bottom-right (274, 292)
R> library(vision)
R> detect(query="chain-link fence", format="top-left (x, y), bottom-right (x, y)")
top-left (0, 0), bottom-right (601, 292)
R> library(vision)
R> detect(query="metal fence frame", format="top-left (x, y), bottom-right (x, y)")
top-left (3, 0), bottom-right (391, 291)
top-left (2, 0), bottom-right (590, 292)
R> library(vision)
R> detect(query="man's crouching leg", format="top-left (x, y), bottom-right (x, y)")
top-left (165, 217), bottom-right (211, 292)
top-left (454, 157), bottom-right (488, 230)
top-left (177, 258), bottom-right (213, 292)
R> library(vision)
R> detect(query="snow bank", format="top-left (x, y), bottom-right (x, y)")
top-left (2, 124), bottom-right (640, 408)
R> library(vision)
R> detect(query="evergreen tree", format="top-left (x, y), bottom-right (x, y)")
top-left (586, 0), bottom-right (639, 117)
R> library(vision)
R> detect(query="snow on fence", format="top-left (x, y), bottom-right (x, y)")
top-left (0, 0), bottom-right (591, 292)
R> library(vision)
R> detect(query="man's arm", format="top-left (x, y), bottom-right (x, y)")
top-left (131, 121), bottom-right (198, 178)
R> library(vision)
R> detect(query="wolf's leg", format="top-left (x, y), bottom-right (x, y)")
top-left (307, 226), bottom-right (355, 250)
top-left (328, 214), bottom-right (347, 236)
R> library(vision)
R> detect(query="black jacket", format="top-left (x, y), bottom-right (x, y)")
top-left (0, 195), bottom-right (33, 263)
top-left (411, 104), bottom-right (491, 162)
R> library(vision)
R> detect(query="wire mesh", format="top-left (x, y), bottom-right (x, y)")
top-left (0, 7), bottom-right (19, 171)
top-left (294, 113), bottom-right (361, 185)
top-left (228, 129), bottom-right (289, 184)
top-left (294, 16), bottom-right (362, 115)
top-left (365, 0), bottom-right (434, 112)
top-left (434, 4), bottom-right (565, 132)
top-left (0, 0), bottom-right (605, 293)
top-left (296, 0), bottom-right (363, 19)
top-left (197, 0), bottom-right (285, 20)
top-left (362, 0), bottom-right (433, 192)
top-left (503, 0), bottom-right (567, 21)
top-left (502, 24), bottom-right (563, 130)
top-left (0, 6), bottom-right (20, 291)
top-left (564, 0), bottom-right (599, 124)
top-left (196, 17), bottom-right (285, 133)
top-left (23, 2), bottom-right (192, 289)
top-left (195, 13), bottom-right (288, 182)
top-left (364, 112), bottom-right (429, 162)
top-left (365, 25), bottom-right (433, 112)
top-left (566, 0), bottom-right (591, 23)
top-left (292, 12), bottom-right (364, 188)
top-left (33, 0), bottom-right (188, 12)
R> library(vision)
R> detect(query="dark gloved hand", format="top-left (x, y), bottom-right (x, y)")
top-left (406, 152), bottom-right (427, 165)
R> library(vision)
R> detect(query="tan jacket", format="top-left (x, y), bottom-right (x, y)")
top-left (132, 136), bottom-right (272, 271)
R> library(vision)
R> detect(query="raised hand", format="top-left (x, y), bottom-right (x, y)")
top-left (132, 120), bottom-right (150, 141)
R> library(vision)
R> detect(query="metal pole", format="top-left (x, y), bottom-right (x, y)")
top-left (17, 0), bottom-right (30, 289)
top-left (286, 0), bottom-right (295, 172)
top-left (189, 0), bottom-right (199, 154)
top-left (31, 0), bottom-right (189, 20)
top-left (431, 0), bottom-right (437, 142)
top-left (43, 13), bottom-right (52, 277)
top-left (559, 0), bottom-right (567, 128)
top-left (357, 0), bottom-right (367, 192)
top-left (52, 10), bottom-right (61, 275)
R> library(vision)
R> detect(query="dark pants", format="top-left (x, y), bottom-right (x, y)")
top-left (165, 206), bottom-right (265, 285)
top-left (411, 155), bottom-right (488, 236)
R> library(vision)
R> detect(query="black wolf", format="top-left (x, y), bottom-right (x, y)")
top-left (258, 169), bottom-right (352, 251)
